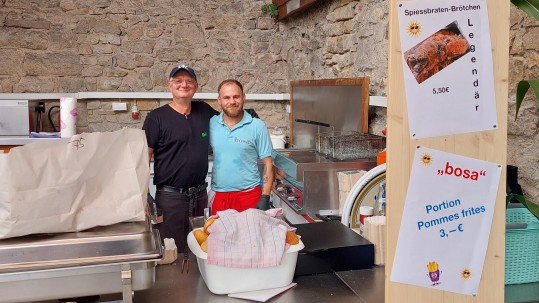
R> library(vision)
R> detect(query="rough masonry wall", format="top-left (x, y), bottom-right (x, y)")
top-left (1, 0), bottom-right (538, 202)
top-left (507, 7), bottom-right (539, 201)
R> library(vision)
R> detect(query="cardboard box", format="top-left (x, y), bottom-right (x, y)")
top-left (337, 170), bottom-right (367, 191)
top-left (338, 170), bottom-right (367, 213)
top-left (339, 190), bottom-right (350, 214)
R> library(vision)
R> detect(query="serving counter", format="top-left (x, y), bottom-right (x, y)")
top-left (34, 254), bottom-right (539, 303)
top-left (38, 262), bottom-right (385, 303)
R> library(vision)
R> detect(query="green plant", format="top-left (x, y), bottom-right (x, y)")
top-left (515, 80), bottom-right (539, 118)
top-left (261, 3), bottom-right (278, 18)
top-left (511, 0), bottom-right (539, 119)
top-left (509, 1), bottom-right (539, 221)
top-left (512, 0), bottom-right (539, 20)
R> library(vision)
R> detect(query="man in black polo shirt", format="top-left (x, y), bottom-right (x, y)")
top-left (143, 64), bottom-right (218, 251)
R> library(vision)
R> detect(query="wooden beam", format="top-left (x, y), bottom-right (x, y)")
top-left (386, 0), bottom-right (509, 302)
top-left (273, 0), bottom-right (324, 20)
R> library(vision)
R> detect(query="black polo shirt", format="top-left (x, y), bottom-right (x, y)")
top-left (143, 101), bottom-right (218, 188)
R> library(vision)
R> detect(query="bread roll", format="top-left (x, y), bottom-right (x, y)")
top-left (200, 241), bottom-right (208, 253)
top-left (194, 229), bottom-right (208, 245)
top-left (203, 216), bottom-right (218, 234)
top-left (285, 231), bottom-right (299, 245)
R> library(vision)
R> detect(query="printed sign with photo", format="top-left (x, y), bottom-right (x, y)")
top-left (397, 0), bottom-right (497, 139)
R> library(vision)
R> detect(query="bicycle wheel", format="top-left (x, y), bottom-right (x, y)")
top-left (341, 163), bottom-right (386, 229)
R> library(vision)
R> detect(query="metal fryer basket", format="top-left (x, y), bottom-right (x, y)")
top-left (317, 131), bottom-right (385, 160)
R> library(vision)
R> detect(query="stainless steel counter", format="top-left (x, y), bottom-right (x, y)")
top-left (272, 149), bottom-right (376, 182)
top-left (271, 149), bottom-right (376, 220)
top-left (37, 260), bottom-right (385, 303)
top-left (0, 137), bottom-right (59, 145)
top-left (33, 258), bottom-right (539, 303)
top-left (1, 222), bottom-right (160, 303)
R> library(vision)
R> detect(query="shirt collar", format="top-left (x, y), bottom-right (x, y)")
top-left (217, 110), bottom-right (253, 129)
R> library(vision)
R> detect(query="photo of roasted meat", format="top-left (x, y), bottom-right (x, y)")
top-left (404, 21), bottom-right (470, 84)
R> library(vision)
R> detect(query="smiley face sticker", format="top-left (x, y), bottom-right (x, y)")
top-left (407, 21), bottom-right (422, 37)
top-left (421, 153), bottom-right (433, 166)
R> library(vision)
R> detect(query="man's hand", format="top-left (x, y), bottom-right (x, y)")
top-left (256, 194), bottom-right (271, 210)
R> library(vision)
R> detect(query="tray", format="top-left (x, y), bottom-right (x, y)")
top-left (0, 221), bottom-right (161, 302)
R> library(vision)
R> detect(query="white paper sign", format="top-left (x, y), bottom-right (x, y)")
top-left (391, 147), bottom-right (501, 295)
top-left (397, 0), bottom-right (497, 138)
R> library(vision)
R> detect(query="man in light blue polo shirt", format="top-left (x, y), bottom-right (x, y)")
top-left (209, 79), bottom-right (274, 215)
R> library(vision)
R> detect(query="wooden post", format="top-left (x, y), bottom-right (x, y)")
top-left (386, 0), bottom-right (509, 302)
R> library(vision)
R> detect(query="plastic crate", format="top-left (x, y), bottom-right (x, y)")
top-left (505, 207), bottom-right (539, 285)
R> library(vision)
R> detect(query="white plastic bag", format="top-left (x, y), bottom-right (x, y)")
top-left (0, 128), bottom-right (149, 239)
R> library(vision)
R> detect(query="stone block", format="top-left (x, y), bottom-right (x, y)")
top-left (127, 25), bottom-right (144, 40)
top-left (257, 18), bottom-right (274, 30)
top-left (0, 28), bottom-right (48, 50)
top-left (97, 77), bottom-right (121, 90)
top-left (523, 27), bottom-right (539, 51)
top-left (81, 66), bottom-right (103, 77)
top-left (103, 68), bottom-right (128, 77)
top-left (121, 40), bottom-right (155, 54)
top-left (5, 18), bottom-right (51, 30)
top-left (94, 19), bottom-right (121, 34)
top-left (327, 3), bottom-right (355, 22)
top-left (78, 44), bottom-right (93, 55)
top-left (134, 54), bottom-right (154, 67)
top-left (175, 24), bottom-right (206, 46)
top-left (13, 76), bottom-right (57, 93)
top-left (145, 23), bottom-right (163, 38)
top-left (92, 44), bottom-right (113, 54)
top-left (23, 52), bottom-right (82, 76)
top-left (99, 33), bottom-right (121, 45)
top-left (59, 77), bottom-right (85, 92)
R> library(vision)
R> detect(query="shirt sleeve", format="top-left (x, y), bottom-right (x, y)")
top-left (142, 112), bottom-right (159, 149)
top-left (255, 120), bottom-right (273, 159)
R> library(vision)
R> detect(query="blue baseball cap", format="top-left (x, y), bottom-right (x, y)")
top-left (169, 64), bottom-right (197, 81)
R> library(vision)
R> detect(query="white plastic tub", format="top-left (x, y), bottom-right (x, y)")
top-left (187, 229), bottom-right (304, 294)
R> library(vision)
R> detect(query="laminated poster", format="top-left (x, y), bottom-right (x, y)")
top-left (397, 0), bottom-right (497, 139)
top-left (390, 147), bottom-right (501, 295)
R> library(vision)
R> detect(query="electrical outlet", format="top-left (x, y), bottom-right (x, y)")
top-left (112, 102), bottom-right (128, 111)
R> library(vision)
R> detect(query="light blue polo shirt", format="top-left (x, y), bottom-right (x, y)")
top-left (210, 111), bottom-right (273, 192)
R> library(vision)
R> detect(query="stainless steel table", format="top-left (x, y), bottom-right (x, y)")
top-left (37, 258), bottom-right (385, 303)
top-left (34, 258), bottom-right (539, 303)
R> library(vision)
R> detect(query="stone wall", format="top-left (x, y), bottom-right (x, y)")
top-left (507, 7), bottom-right (539, 202)
top-left (273, 0), bottom-right (389, 135)
top-left (0, 0), bottom-right (291, 93)
top-left (1, 1), bottom-right (538, 202)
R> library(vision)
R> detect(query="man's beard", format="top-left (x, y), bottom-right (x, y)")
top-left (223, 106), bottom-right (243, 118)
